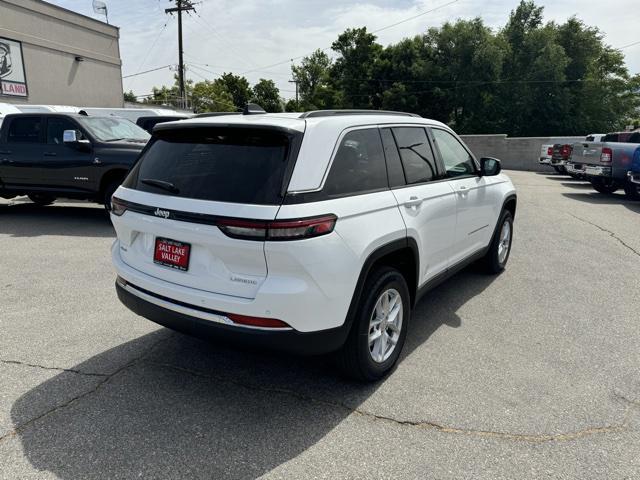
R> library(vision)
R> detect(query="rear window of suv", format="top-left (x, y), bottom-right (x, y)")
top-left (123, 127), bottom-right (294, 205)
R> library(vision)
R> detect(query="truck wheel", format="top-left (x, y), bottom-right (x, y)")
top-left (28, 194), bottom-right (55, 206)
top-left (103, 181), bottom-right (120, 212)
top-left (590, 178), bottom-right (618, 195)
top-left (481, 209), bottom-right (513, 274)
top-left (336, 267), bottom-right (410, 382)
top-left (623, 181), bottom-right (640, 200)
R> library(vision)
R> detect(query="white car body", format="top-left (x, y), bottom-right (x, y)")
top-left (110, 111), bottom-right (516, 372)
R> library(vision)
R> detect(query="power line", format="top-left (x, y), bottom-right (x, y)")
top-left (122, 64), bottom-right (173, 78)
top-left (124, 20), bottom-right (170, 87)
top-left (617, 40), bottom-right (640, 50)
top-left (239, 0), bottom-right (459, 76)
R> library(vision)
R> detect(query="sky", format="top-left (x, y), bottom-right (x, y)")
top-left (49, 0), bottom-right (640, 101)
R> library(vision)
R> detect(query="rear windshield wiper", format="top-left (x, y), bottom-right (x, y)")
top-left (140, 178), bottom-right (180, 194)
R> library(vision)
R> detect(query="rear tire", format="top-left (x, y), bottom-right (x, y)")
top-left (624, 181), bottom-right (640, 200)
top-left (103, 181), bottom-right (120, 212)
top-left (28, 194), bottom-right (55, 206)
top-left (590, 177), bottom-right (618, 194)
top-left (481, 210), bottom-right (513, 274)
top-left (336, 267), bottom-right (410, 382)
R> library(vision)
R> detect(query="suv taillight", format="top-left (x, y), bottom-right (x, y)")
top-left (217, 215), bottom-right (337, 241)
top-left (600, 147), bottom-right (613, 163)
top-left (111, 197), bottom-right (127, 216)
top-left (547, 146), bottom-right (553, 156)
top-left (561, 144), bottom-right (572, 159)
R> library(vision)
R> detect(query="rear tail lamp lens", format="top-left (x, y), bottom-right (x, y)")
top-left (561, 145), bottom-right (572, 159)
top-left (226, 313), bottom-right (290, 329)
top-left (217, 215), bottom-right (337, 241)
top-left (111, 197), bottom-right (127, 216)
top-left (547, 146), bottom-right (553, 156)
top-left (600, 147), bottom-right (613, 163)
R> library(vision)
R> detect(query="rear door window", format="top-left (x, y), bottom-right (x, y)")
top-left (7, 117), bottom-right (42, 143)
top-left (124, 127), bottom-right (294, 205)
top-left (322, 128), bottom-right (388, 196)
top-left (391, 127), bottom-right (439, 184)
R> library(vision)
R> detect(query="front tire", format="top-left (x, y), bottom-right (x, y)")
top-left (28, 194), bottom-right (55, 206)
top-left (336, 267), bottom-right (410, 382)
top-left (481, 210), bottom-right (513, 274)
top-left (624, 181), bottom-right (640, 200)
top-left (590, 177), bottom-right (618, 194)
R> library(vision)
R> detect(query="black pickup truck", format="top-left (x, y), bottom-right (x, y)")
top-left (0, 113), bottom-right (149, 210)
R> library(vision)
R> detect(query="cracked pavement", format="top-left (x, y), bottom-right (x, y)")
top-left (1, 171), bottom-right (640, 479)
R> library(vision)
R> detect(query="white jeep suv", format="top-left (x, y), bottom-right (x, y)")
top-left (110, 109), bottom-right (516, 381)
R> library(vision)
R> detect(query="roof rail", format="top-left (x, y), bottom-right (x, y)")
top-left (299, 109), bottom-right (420, 119)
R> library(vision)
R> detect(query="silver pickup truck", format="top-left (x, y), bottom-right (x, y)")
top-left (567, 131), bottom-right (640, 199)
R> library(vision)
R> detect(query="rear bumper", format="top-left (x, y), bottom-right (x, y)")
top-left (583, 165), bottom-right (612, 178)
top-left (116, 279), bottom-right (350, 355)
top-left (566, 163), bottom-right (586, 176)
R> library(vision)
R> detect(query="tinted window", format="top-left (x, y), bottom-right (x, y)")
top-left (7, 117), bottom-right (42, 143)
top-left (628, 132), bottom-right (640, 144)
top-left (380, 128), bottom-right (405, 187)
top-left (125, 127), bottom-right (293, 205)
top-left (47, 118), bottom-right (83, 144)
top-left (323, 128), bottom-right (387, 196)
top-left (432, 128), bottom-right (476, 177)
top-left (391, 127), bottom-right (438, 184)
top-left (603, 133), bottom-right (619, 142)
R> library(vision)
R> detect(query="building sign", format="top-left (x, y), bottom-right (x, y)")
top-left (0, 38), bottom-right (28, 97)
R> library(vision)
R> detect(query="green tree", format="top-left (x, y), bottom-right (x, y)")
top-left (191, 80), bottom-right (236, 113)
top-left (251, 79), bottom-right (282, 112)
top-left (213, 73), bottom-right (253, 109)
top-left (123, 90), bottom-right (137, 102)
top-left (291, 49), bottom-right (338, 110)
top-left (330, 27), bottom-right (383, 108)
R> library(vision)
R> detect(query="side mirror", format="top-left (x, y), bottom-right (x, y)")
top-left (63, 130), bottom-right (91, 150)
top-left (63, 129), bottom-right (78, 143)
top-left (480, 157), bottom-right (501, 176)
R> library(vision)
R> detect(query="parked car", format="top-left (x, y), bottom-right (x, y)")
top-left (550, 143), bottom-right (573, 173)
top-left (569, 130), bottom-right (640, 199)
top-left (0, 112), bottom-right (149, 209)
top-left (110, 108), bottom-right (517, 381)
top-left (626, 145), bottom-right (640, 196)
top-left (585, 133), bottom-right (605, 142)
top-left (539, 144), bottom-right (553, 166)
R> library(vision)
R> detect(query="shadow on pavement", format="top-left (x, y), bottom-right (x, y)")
top-left (0, 203), bottom-right (114, 238)
top-left (562, 192), bottom-right (640, 213)
top-left (10, 269), bottom-right (495, 479)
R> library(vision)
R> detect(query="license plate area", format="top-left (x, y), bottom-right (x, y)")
top-left (154, 237), bottom-right (191, 271)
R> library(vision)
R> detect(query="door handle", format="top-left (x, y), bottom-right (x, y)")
top-left (404, 196), bottom-right (423, 208)
top-left (457, 185), bottom-right (468, 193)
top-left (44, 152), bottom-right (57, 157)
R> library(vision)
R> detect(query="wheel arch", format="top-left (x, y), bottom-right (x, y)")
top-left (343, 237), bottom-right (419, 335)
top-left (99, 168), bottom-right (129, 197)
top-left (502, 194), bottom-right (517, 219)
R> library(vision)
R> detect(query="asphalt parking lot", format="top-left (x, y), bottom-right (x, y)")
top-left (1, 170), bottom-right (640, 479)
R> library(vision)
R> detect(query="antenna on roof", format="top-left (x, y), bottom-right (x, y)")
top-left (243, 103), bottom-right (266, 115)
top-left (92, 0), bottom-right (109, 24)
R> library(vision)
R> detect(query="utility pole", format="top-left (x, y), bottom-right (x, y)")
top-left (165, 0), bottom-right (194, 109)
top-left (288, 78), bottom-right (299, 106)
